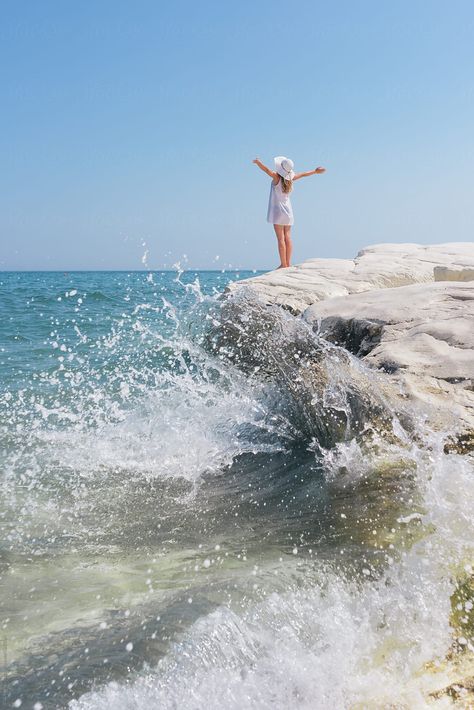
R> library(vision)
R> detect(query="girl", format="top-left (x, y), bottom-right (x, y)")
top-left (253, 156), bottom-right (326, 268)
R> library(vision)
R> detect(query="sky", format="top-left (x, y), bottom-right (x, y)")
top-left (1, 0), bottom-right (473, 270)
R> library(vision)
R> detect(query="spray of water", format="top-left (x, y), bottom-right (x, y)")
top-left (2, 273), bottom-right (473, 709)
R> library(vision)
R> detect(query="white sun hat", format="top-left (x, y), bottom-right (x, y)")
top-left (274, 156), bottom-right (295, 180)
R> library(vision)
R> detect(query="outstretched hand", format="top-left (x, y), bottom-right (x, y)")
top-left (315, 167), bottom-right (326, 174)
top-left (253, 158), bottom-right (260, 164)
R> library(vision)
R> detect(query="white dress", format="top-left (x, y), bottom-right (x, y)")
top-left (267, 178), bottom-right (294, 225)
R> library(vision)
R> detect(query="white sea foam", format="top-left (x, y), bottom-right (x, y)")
top-left (38, 360), bottom-right (287, 483)
top-left (3, 273), bottom-right (474, 709)
top-left (1, 283), bottom-right (291, 488)
top-left (70, 440), bottom-right (474, 709)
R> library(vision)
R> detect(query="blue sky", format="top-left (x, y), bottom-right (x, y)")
top-left (1, 0), bottom-right (473, 270)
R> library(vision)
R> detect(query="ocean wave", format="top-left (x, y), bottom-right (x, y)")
top-left (2, 272), bottom-right (474, 709)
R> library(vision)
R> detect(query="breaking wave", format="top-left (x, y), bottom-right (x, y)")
top-left (1, 271), bottom-right (473, 709)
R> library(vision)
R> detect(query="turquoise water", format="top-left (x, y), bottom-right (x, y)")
top-left (1, 270), bottom-right (473, 709)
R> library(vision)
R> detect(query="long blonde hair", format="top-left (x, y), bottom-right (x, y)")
top-left (280, 176), bottom-right (293, 194)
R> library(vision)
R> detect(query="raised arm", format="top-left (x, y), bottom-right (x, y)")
top-left (252, 158), bottom-right (277, 179)
top-left (293, 167), bottom-right (326, 181)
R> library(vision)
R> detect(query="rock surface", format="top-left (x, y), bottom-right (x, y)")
top-left (230, 242), bottom-right (474, 445)
top-left (304, 281), bottom-right (474, 380)
top-left (434, 265), bottom-right (474, 282)
top-left (230, 242), bottom-right (474, 314)
top-left (228, 243), bottom-right (474, 703)
top-left (304, 280), bottom-right (474, 441)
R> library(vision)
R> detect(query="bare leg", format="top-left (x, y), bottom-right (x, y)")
top-left (283, 225), bottom-right (292, 267)
top-left (273, 224), bottom-right (287, 268)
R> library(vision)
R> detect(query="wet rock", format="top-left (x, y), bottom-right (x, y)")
top-left (212, 291), bottom-right (413, 447)
top-left (303, 281), bottom-right (474, 444)
top-left (304, 282), bottom-right (474, 377)
top-left (429, 676), bottom-right (474, 702)
top-left (229, 243), bottom-right (474, 448)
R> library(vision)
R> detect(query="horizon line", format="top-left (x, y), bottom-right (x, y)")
top-left (0, 268), bottom-right (267, 274)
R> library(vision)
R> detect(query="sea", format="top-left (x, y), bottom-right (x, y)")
top-left (1, 269), bottom-right (473, 709)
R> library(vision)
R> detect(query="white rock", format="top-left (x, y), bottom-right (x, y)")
top-left (303, 280), bottom-right (474, 438)
top-left (434, 265), bottom-right (474, 282)
top-left (230, 242), bottom-right (474, 444)
top-left (304, 281), bottom-right (474, 380)
top-left (230, 242), bottom-right (474, 314)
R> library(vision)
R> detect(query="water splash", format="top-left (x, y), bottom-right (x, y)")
top-left (70, 437), bottom-right (474, 710)
top-left (1, 272), bottom-right (473, 709)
